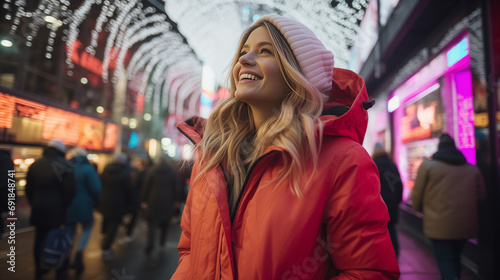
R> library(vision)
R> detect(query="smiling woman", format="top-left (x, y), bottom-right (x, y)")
top-left (233, 26), bottom-right (291, 128)
top-left (173, 14), bottom-right (400, 279)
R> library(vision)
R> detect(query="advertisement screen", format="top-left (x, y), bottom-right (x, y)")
top-left (405, 139), bottom-right (439, 191)
top-left (401, 88), bottom-right (445, 143)
top-left (78, 116), bottom-right (105, 150)
top-left (42, 107), bottom-right (81, 145)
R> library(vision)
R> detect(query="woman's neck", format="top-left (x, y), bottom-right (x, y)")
top-left (249, 106), bottom-right (275, 130)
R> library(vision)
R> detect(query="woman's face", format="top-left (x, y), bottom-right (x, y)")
top-left (233, 26), bottom-right (290, 114)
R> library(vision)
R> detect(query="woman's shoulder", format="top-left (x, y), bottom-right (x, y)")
top-left (318, 136), bottom-right (372, 168)
top-left (321, 135), bottom-right (364, 155)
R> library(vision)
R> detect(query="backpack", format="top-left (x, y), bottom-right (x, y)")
top-left (40, 227), bottom-right (73, 270)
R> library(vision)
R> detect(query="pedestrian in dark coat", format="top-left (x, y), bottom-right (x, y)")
top-left (126, 155), bottom-right (153, 240)
top-left (65, 147), bottom-right (101, 273)
top-left (372, 143), bottom-right (403, 257)
top-left (25, 139), bottom-right (76, 280)
top-left (99, 153), bottom-right (135, 255)
top-left (141, 156), bottom-right (180, 254)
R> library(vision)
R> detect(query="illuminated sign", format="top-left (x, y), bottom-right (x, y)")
top-left (447, 37), bottom-right (469, 67)
top-left (79, 116), bottom-right (105, 150)
top-left (0, 92), bottom-right (15, 128)
top-left (128, 131), bottom-right (139, 149)
top-left (103, 123), bottom-right (118, 150)
top-left (42, 107), bottom-right (81, 145)
top-left (14, 98), bottom-right (47, 121)
top-left (0, 92), bottom-right (115, 151)
top-left (453, 70), bottom-right (476, 164)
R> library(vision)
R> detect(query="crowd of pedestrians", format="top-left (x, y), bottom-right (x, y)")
top-left (15, 139), bottom-right (185, 280)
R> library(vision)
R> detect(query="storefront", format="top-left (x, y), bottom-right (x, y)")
top-left (363, 3), bottom-right (499, 276)
top-left (389, 33), bottom-right (476, 201)
top-left (0, 86), bottom-right (118, 197)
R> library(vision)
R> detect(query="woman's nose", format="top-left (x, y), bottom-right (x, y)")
top-left (239, 52), bottom-right (255, 66)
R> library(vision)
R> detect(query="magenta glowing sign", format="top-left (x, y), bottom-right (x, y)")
top-left (453, 70), bottom-right (476, 164)
top-left (391, 34), bottom-right (475, 200)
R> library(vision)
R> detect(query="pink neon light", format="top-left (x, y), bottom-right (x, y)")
top-left (454, 70), bottom-right (476, 164)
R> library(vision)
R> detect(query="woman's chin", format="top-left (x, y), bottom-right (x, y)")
top-left (234, 91), bottom-right (251, 103)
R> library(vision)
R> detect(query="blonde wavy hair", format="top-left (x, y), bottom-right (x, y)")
top-left (197, 21), bottom-right (325, 202)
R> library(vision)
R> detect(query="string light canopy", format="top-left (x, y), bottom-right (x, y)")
top-left (2, 0), bottom-right (369, 120)
top-left (2, 0), bottom-right (202, 120)
top-left (164, 0), bottom-right (370, 81)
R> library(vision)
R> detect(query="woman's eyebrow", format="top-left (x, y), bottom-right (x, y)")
top-left (241, 41), bottom-right (273, 49)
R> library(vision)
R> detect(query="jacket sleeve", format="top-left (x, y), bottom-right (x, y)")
top-left (86, 166), bottom-right (102, 204)
top-left (324, 145), bottom-right (400, 279)
top-left (171, 171), bottom-right (194, 279)
top-left (411, 160), bottom-right (429, 212)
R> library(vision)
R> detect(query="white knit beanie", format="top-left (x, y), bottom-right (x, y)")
top-left (253, 14), bottom-right (334, 93)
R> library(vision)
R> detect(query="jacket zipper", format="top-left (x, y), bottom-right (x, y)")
top-left (230, 150), bottom-right (279, 224)
top-left (178, 124), bottom-right (280, 225)
top-left (177, 126), bottom-right (197, 145)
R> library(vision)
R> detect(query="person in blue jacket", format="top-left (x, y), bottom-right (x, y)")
top-left (65, 147), bottom-right (102, 274)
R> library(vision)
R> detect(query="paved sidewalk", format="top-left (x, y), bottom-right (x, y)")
top-left (1, 213), bottom-right (480, 279)
top-left (398, 225), bottom-right (479, 280)
top-left (0, 213), bottom-right (182, 280)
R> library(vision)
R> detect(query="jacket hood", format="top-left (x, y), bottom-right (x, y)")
top-left (320, 68), bottom-right (370, 144)
top-left (178, 68), bottom-right (370, 145)
top-left (431, 133), bottom-right (467, 165)
top-left (432, 146), bottom-right (467, 165)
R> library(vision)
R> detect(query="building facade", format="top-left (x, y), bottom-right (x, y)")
top-left (359, 0), bottom-right (499, 279)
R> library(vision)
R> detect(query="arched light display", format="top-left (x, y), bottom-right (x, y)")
top-left (164, 0), bottom-right (369, 80)
top-left (2, 0), bottom-right (369, 122)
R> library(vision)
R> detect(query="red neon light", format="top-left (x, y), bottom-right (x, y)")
top-left (67, 40), bottom-right (127, 77)
top-left (42, 107), bottom-right (80, 145)
top-left (0, 92), bottom-right (15, 128)
top-left (103, 123), bottom-right (118, 150)
top-left (78, 116), bottom-right (104, 150)
top-left (14, 98), bottom-right (47, 121)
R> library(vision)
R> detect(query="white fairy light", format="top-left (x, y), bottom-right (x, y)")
top-left (164, 0), bottom-right (369, 78)
top-left (112, 21), bottom-right (173, 83)
top-left (3, 0), bottom-right (369, 121)
top-left (127, 33), bottom-right (177, 79)
top-left (66, 0), bottom-right (96, 69)
top-left (85, 0), bottom-right (111, 55)
top-left (9, 0), bottom-right (26, 35)
top-left (161, 58), bottom-right (202, 118)
top-left (101, 0), bottom-right (139, 81)
top-left (4, 0), bottom-right (12, 21)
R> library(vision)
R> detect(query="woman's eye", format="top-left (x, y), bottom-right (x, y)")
top-left (260, 48), bottom-right (272, 54)
top-left (239, 51), bottom-right (247, 57)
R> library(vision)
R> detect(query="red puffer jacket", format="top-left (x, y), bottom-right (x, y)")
top-left (172, 68), bottom-right (400, 279)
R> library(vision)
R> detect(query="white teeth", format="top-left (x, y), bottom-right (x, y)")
top-left (239, 73), bottom-right (260, 81)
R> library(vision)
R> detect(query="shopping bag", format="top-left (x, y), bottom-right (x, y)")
top-left (40, 227), bottom-right (73, 270)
